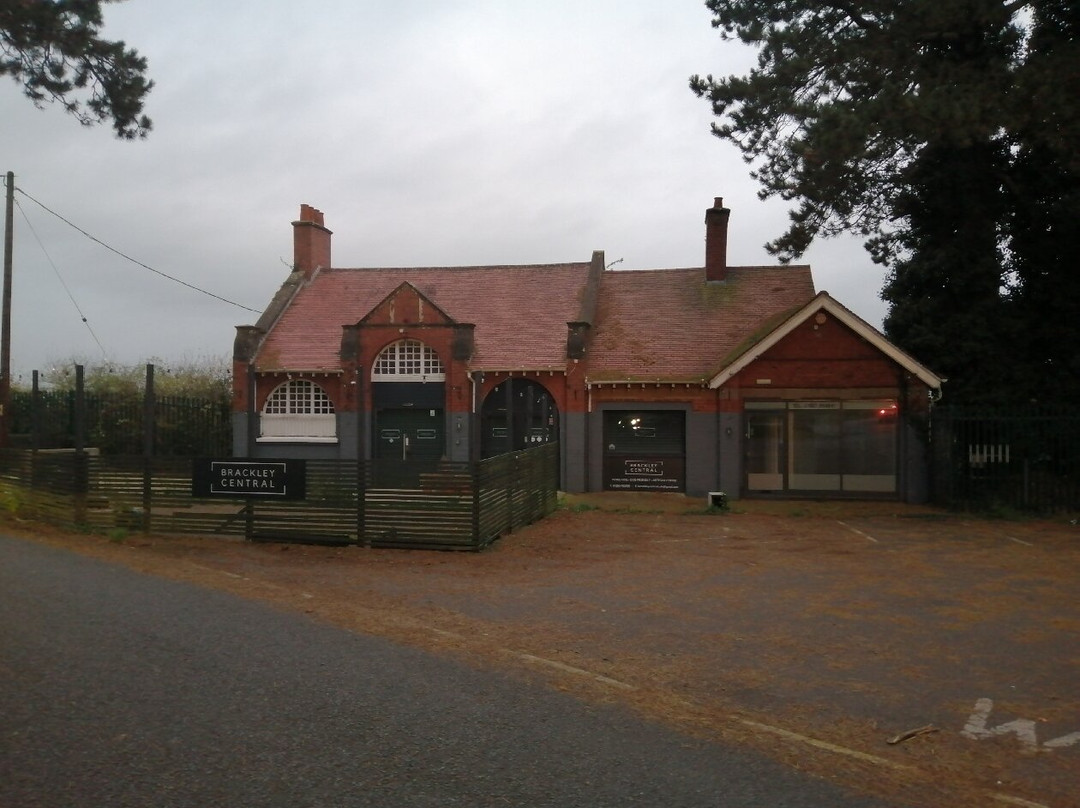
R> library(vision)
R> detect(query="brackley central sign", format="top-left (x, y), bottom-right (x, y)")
top-left (192, 459), bottom-right (307, 499)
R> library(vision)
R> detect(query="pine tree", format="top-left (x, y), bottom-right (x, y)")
top-left (691, 1), bottom-right (1080, 405)
top-left (1005, 0), bottom-right (1080, 403)
top-left (882, 142), bottom-right (1013, 404)
top-left (0, 0), bottom-right (152, 138)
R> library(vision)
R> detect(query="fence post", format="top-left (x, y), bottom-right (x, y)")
top-left (505, 451), bottom-right (514, 535)
top-left (30, 370), bottom-right (39, 451)
top-left (357, 458), bottom-right (367, 547)
top-left (73, 365), bottom-right (85, 453)
top-left (532, 445), bottom-right (542, 518)
top-left (549, 443), bottom-right (558, 512)
top-left (931, 407), bottom-right (951, 508)
top-left (471, 460), bottom-right (481, 545)
top-left (73, 364), bottom-right (87, 527)
top-left (246, 362), bottom-right (258, 456)
top-left (244, 362), bottom-right (256, 540)
top-left (141, 363), bottom-right (154, 534)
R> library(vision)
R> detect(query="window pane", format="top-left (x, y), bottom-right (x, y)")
top-left (262, 380), bottom-right (334, 415)
top-left (265, 387), bottom-right (287, 414)
top-left (604, 411), bottom-right (684, 455)
top-left (402, 341), bottom-right (420, 374)
top-left (791, 409), bottom-right (841, 474)
top-left (373, 340), bottom-right (444, 378)
top-left (842, 405), bottom-right (896, 476)
top-left (376, 343), bottom-right (396, 374)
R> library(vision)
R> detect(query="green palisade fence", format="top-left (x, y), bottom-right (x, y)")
top-left (930, 407), bottom-right (1080, 513)
top-left (9, 389), bottom-right (232, 457)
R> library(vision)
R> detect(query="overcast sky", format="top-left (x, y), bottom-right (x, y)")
top-left (1, 0), bottom-right (890, 383)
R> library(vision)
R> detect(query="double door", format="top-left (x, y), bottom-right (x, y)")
top-left (375, 407), bottom-right (444, 461)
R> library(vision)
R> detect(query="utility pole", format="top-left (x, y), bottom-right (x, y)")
top-left (1, 171), bottom-right (13, 447)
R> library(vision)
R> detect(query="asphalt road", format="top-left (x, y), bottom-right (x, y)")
top-left (0, 534), bottom-right (896, 808)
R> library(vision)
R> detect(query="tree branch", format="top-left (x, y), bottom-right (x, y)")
top-left (827, 2), bottom-right (878, 31)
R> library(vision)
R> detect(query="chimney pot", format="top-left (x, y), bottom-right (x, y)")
top-left (705, 197), bottom-right (731, 282)
top-left (292, 204), bottom-right (332, 278)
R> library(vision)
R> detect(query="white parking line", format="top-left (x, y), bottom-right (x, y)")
top-left (836, 520), bottom-right (879, 543)
top-left (187, 562), bottom-right (248, 580)
top-left (737, 718), bottom-right (912, 770)
top-left (487, 665), bottom-right (1056, 808)
top-left (429, 627), bottom-right (465, 640)
top-left (186, 559), bottom-right (1058, 807)
top-left (509, 651), bottom-right (636, 690)
top-left (991, 794), bottom-right (1051, 808)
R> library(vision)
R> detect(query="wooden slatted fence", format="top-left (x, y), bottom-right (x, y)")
top-left (0, 443), bottom-right (559, 551)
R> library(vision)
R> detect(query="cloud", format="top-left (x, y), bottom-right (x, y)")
top-left (0, 0), bottom-right (887, 379)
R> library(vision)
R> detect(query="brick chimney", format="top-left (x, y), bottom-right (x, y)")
top-left (292, 204), bottom-right (332, 278)
top-left (705, 197), bottom-right (730, 282)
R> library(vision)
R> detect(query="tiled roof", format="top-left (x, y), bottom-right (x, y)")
top-left (254, 264), bottom-right (592, 372)
top-left (586, 266), bottom-right (815, 382)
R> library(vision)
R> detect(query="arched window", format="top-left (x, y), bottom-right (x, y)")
top-left (372, 339), bottom-right (445, 381)
top-left (263, 379), bottom-right (335, 414)
top-left (259, 379), bottom-right (337, 442)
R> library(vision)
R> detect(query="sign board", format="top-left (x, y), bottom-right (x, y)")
top-left (603, 456), bottom-right (685, 492)
top-left (192, 459), bottom-right (307, 499)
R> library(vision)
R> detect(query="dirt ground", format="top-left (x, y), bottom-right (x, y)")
top-left (5, 494), bottom-right (1079, 808)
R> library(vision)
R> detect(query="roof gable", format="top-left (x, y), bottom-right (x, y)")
top-left (358, 281), bottom-right (457, 327)
top-left (707, 292), bottom-right (943, 389)
top-left (253, 263), bottom-right (593, 372)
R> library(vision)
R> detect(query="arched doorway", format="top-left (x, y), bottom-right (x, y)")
top-left (372, 339), bottom-right (446, 461)
top-left (480, 378), bottom-right (558, 458)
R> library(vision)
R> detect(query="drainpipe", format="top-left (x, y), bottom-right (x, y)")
top-left (585, 379), bottom-right (592, 492)
top-left (355, 365), bottom-right (365, 462)
top-left (467, 370), bottom-right (482, 461)
top-left (246, 364), bottom-right (257, 458)
top-left (716, 387), bottom-right (722, 494)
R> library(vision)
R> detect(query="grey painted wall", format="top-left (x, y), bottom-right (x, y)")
top-left (232, 413), bottom-right (248, 457)
top-left (685, 411), bottom-right (718, 497)
top-left (586, 409), bottom-right (604, 492)
top-left (233, 405), bottom-right (924, 501)
top-left (359, 411), bottom-right (372, 460)
top-left (901, 418), bottom-right (930, 504)
top-left (562, 412), bottom-right (587, 493)
top-left (718, 412), bottom-right (743, 498)
top-left (248, 441), bottom-right (344, 461)
top-left (448, 412), bottom-right (471, 462)
top-left (337, 414), bottom-right (359, 460)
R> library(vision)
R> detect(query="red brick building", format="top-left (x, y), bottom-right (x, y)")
top-left (233, 198), bottom-right (942, 500)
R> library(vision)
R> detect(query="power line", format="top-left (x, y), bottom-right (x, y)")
top-left (14, 185), bottom-right (262, 314)
top-left (15, 197), bottom-right (110, 362)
